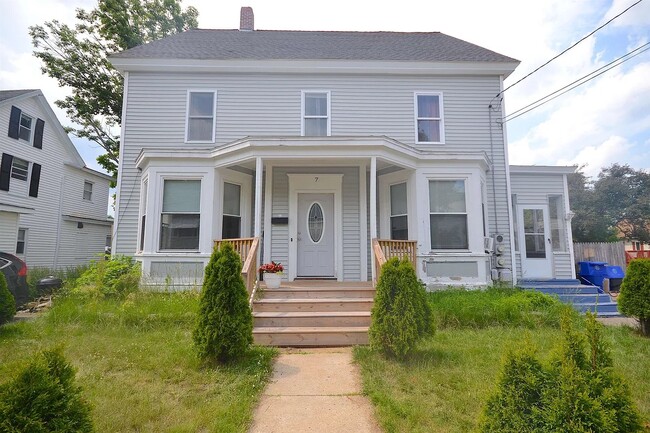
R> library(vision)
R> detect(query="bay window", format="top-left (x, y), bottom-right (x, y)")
top-left (160, 180), bottom-right (200, 250)
top-left (429, 180), bottom-right (468, 249)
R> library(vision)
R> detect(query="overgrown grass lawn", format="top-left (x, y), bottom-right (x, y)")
top-left (0, 292), bottom-right (276, 432)
top-left (355, 288), bottom-right (650, 433)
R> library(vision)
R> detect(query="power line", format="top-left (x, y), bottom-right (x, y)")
top-left (500, 0), bottom-right (644, 95)
top-left (502, 43), bottom-right (650, 123)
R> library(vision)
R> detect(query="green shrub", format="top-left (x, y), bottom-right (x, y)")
top-left (369, 257), bottom-right (435, 359)
top-left (619, 258), bottom-right (650, 336)
top-left (0, 273), bottom-right (16, 325)
top-left (0, 348), bottom-right (93, 432)
top-left (429, 287), bottom-right (573, 329)
top-left (479, 312), bottom-right (642, 433)
top-left (71, 256), bottom-right (140, 298)
top-left (193, 242), bottom-right (253, 363)
top-left (28, 265), bottom-right (90, 298)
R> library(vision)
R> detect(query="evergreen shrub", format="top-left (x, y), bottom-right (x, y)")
top-left (193, 242), bottom-right (253, 363)
top-left (0, 348), bottom-right (93, 432)
top-left (0, 272), bottom-right (16, 325)
top-left (618, 258), bottom-right (650, 336)
top-left (479, 312), bottom-right (642, 433)
top-left (369, 257), bottom-right (435, 359)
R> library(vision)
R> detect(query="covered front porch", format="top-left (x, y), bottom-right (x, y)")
top-left (134, 136), bottom-right (495, 288)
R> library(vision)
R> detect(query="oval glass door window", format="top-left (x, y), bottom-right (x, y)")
top-left (308, 202), bottom-right (324, 243)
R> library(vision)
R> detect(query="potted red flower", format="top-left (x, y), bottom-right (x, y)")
top-left (259, 261), bottom-right (284, 289)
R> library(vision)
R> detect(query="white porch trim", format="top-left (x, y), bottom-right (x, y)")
top-left (369, 157), bottom-right (377, 281)
top-left (359, 163), bottom-right (368, 281)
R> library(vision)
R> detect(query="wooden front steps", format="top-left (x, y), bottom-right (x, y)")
top-left (253, 282), bottom-right (374, 347)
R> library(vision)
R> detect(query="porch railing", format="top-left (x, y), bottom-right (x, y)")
top-left (625, 249), bottom-right (650, 264)
top-left (214, 237), bottom-right (260, 304)
top-left (372, 238), bottom-right (418, 282)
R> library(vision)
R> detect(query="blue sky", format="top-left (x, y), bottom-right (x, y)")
top-left (1, 0), bottom-right (649, 186)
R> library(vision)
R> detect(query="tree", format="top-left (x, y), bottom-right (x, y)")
top-left (30, 0), bottom-right (198, 180)
top-left (619, 258), bottom-right (650, 336)
top-left (0, 273), bottom-right (16, 325)
top-left (567, 166), bottom-right (617, 242)
top-left (193, 243), bottom-right (253, 363)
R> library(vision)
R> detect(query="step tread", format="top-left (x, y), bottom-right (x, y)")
top-left (254, 298), bottom-right (374, 303)
top-left (253, 326), bottom-right (369, 334)
top-left (253, 311), bottom-right (371, 318)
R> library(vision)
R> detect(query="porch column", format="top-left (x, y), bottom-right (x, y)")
top-left (370, 157), bottom-right (377, 280)
top-left (254, 157), bottom-right (263, 238)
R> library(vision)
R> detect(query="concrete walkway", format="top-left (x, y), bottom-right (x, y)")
top-left (249, 347), bottom-right (381, 433)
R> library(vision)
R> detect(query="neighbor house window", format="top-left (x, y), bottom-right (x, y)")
top-left (415, 93), bottom-right (444, 143)
top-left (11, 157), bottom-right (29, 181)
top-left (160, 180), bottom-right (201, 250)
top-left (429, 180), bottom-right (468, 249)
top-left (16, 228), bottom-right (26, 254)
top-left (222, 182), bottom-right (241, 239)
top-left (302, 91), bottom-right (330, 136)
top-left (549, 195), bottom-right (566, 252)
top-left (390, 182), bottom-right (408, 240)
top-left (19, 112), bottom-right (33, 142)
top-left (186, 91), bottom-right (216, 142)
top-left (83, 181), bottom-right (93, 201)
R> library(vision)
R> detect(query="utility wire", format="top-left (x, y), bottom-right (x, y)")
top-left (500, 0), bottom-right (644, 95)
top-left (502, 43), bottom-right (650, 123)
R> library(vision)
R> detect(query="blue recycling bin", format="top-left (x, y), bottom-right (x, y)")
top-left (577, 261), bottom-right (625, 292)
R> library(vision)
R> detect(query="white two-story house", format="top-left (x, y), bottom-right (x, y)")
top-left (0, 89), bottom-right (113, 268)
top-left (110, 8), bottom-right (576, 288)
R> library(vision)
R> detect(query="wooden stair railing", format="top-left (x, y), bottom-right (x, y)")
top-left (626, 249), bottom-right (650, 264)
top-left (372, 238), bottom-right (418, 283)
top-left (214, 237), bottom-right (260, 306)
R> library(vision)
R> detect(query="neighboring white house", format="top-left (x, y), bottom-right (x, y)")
top-left (109, 8), bottom-right (576, 288)
top-left (0, 89), bottom-right (113, 268)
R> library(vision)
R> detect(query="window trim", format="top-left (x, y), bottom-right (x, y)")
top-left (10, 157), bottom-right (29, 181)
top-left (389, 182), bottom-right (408, 240)
top-left (158, 178), bottom-right (202, 252)
top-left (16, 228), bottom-right (27, 255)
top-left (301, 90), bottom-right (331, 137)
top-left (184, 89), bottom-right (217, 143)
top-left (428, 178), bottom-right (469, 251)
top-left (414, 92), bottom-right (445, 145)
top-left (83, 180), bottom-right (93, 201)
top-left (18, 111), bottom-right (34, 143)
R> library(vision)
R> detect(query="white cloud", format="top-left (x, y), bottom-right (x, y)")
top-left (603, 0), bottom-right (650, 27)
top-left (557, 135), bottom-right (632, 177)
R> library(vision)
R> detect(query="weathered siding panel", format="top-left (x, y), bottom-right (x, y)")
top-left (56, 220), bottom-right (110, 267)
top-left (0, 212), bottom-right (19, 253)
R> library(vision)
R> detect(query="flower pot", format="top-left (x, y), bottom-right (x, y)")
top-left (264, 273), bottom-right (282, 289)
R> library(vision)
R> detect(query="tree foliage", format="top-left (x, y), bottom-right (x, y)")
top-left (29, 0), bottom-right (198, 179)
top-left (369, 257), bottom-right (435, 359)
top-left (0, 273), bottom-right (16, 325)
top-left (568, 164), bottom-right (650, 242)
top-left (193, 242), bottom-right (253, 363)
top-left (618, 258), bottom-right (650, 336)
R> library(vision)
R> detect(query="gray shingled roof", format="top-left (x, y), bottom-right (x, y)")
top-left (110, 30), bottom-right (518, 63)
top-left (0, 89), bottom-right (39, 102)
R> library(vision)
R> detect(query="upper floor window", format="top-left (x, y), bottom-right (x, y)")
top-left (429, 180), bottom-right (467, 249)
top-left (8, 106), bottom-right (44, 149)
top-left (186, 91), bottom-right (216, 142)
top-left (11, 157), bottom-right (29, 181)
top-left (19, 112), bottom-right (33, 142)
top-left (160, 179), bottom-right (201, 250)
top-left (83, 181), bottom-right (93, 201)
top-left (302, 91), bottom-right (330, 136)
top-left (415, 93), bottom-right (444, 144)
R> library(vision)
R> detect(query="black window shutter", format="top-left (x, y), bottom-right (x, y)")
top-left (33, 119), bottom-right (44, 149)
top-left (29, 163), bottom-right (41, 198)
top-left (8, 106), bottom-right (21, 139)
top-left (0, 153), bottom-right (13, 191)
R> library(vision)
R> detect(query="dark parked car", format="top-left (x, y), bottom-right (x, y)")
top-left (0, 252), bottom-right (28, 307)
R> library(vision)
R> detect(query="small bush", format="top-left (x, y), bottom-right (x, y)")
top-left (28, 265), bottom-right (90, 298)
top-left (193, 242), bottom-right (253, 363)
top-left (479, 312), bottom-right (642, 433)
top-left (0, 273), bottom-right (16, 324)
top-left (71, 256), bottom-right (140, 298)
top-left (369, 257), bottom-right (435, 359)
top-left (0, 348), bottom-right (93, 432)
top-left (619, 258), bottom-right (650, 336)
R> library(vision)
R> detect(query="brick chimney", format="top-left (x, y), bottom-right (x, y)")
top-left (240, 7), bottom-right (254, 31)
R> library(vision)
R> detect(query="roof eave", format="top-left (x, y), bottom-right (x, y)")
top-left (109, 57), bottom-right (519, 77)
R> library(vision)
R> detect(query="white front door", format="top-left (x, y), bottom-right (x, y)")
top-left (519, 205), bottom-right (553, 278)
top-left (297, 193), bottom-right (335, 277)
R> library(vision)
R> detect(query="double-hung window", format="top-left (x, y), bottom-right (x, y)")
top-left (186, 91), bottom-right (216, 142)
top-left (390, 183), bottom-right (408, 240)
top-left (83, 181), bottom-right (93, 201)
top-left (11, 158), bottom-right (29, 181)
top-left (302, 91), bottom-right (330, 136)
top-left (429, 180), bottom-right (468, 249)
top-left (160, 180), bottom-right (201, 250)
top-left (16, 228), bottom-right (27, 254)
top-left (222, 182), bottom-right (242, 239)
top-left (19, 112), bottom-right (33, 142)
top-left (548, 195), bottom-right (566, 252)
top-left (415, 93), bottom-right (444, 144)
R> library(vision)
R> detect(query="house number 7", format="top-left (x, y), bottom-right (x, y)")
top-left (314, 177), bottom-right (319, 182)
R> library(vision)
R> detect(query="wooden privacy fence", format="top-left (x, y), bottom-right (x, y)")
top-left (213, 237), bottom-right (259, 302)
top-left (573, 241), bottom-right (627, 270)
